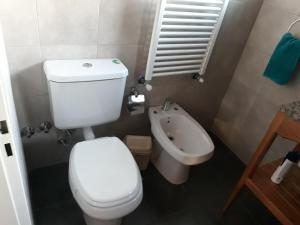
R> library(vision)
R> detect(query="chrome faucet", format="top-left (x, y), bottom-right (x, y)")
top-left (162, 98), bottom-right (172, 111)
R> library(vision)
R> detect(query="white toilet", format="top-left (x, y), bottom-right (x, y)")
top-left (44, 59), bottom-right (143, 225)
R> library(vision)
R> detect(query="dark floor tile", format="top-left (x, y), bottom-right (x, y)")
top-left (239, 189), bottom-right (281, 225)
top-left (218, 198), bottom-right (258, 225)
top-left (30, 135), bottom-right (280, 225)
top-left (153, 210), bottom-right (204, 225)
top-left (122, 199), bottom-right (156, 225)
top-left (34, 200), bottom-right (85, 225)
top-left (142, 168), bottom-right (189, 217)
top-left (30, 163), bottom-right (72, 210)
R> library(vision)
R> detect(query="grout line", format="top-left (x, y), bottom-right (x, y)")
top-left (34, 0), bottom-right (43, 60)
top-left (96, 0), bottom-right (102, 58)
top-left (96, 43), bottom-right (142, 47)
top-left (6, 44), bottom-right (41, 48)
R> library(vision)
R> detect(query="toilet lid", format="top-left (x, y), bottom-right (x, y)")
top-left (69, 137), bottom-right (140, 208)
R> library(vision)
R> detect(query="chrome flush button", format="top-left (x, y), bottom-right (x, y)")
top-left (82, 62), bottom-right (93, 68)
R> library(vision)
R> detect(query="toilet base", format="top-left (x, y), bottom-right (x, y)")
top-left (151, 139), bottom-right (189, 184)
top-left (83, 213), bottom-right (122, 225)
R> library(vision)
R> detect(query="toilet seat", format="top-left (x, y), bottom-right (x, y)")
top-left (69, 137), bottom-right (143, 219)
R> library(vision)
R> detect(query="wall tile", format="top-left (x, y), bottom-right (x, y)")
top-left (94, 113), bottom-right (150, 138)
top-left (264, 0), bottom-right (300, 15)
top-left (233, 45), bottom-right (269, 93)
top-left (259, 67), bottom-right (300, 106)
top-left (0, 0), bottom-right (263, 169)
top-left (25, 95), bottom-right (51, 127)
top-left (6, 47), bottom-right (46, 98)
top-left (225, 126), bottom-right (258, 163)
top-left (263, 136), bottom-right (295, 164)
top-left (134, 44), bottom-right (150, 81)
top-left (214, 0), bottom-right (300, 163)
top-left (15, 94), bottom-right (51, 128)
top-left (41, 45), bottom-right (97, 60)
top-left (23, 128), bottom-right (71, 171)
top-left (0, 0), bottom-right (39, 46)
top-left (205, 38), bottom-right (245, 77)
top-left (37, 0), bottom-right (100, 45)
top-left (219, 0), bottom-right (263, 45)
top-left (221, 93), bottom-right (278, 163)
top-left (212, 78), bottom-right (257, 144)
top-left (98, 0), bottom-right (150, 45)
top-left (240, 94), bottom-right (277, 142)
top-left (248, 3), bottom-right (297, 54)
top-left (201, 74), bottom-right (241, 128)
top-left (97, 45), bottom-right (141, 87)
top-left (235, 95), bottom-right (279, 163)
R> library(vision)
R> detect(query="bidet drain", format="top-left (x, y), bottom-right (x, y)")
top-left (168, 135), bottom-right (174, 141)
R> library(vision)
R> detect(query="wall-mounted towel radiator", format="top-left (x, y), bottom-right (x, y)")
top-left (145, 0), bottom-right (229, 81)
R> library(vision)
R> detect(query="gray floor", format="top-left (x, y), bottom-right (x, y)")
top-left (29, 135), bottom-right (280, 225)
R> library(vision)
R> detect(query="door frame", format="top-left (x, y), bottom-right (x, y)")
top-left (0, 22), bottom-right (33, 225)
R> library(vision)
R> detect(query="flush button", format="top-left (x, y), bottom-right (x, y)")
top-left (82, 63), bottom-right (93, 68)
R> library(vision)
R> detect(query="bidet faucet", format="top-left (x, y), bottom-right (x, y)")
top-left (162, 98), bottom-right (172, 111)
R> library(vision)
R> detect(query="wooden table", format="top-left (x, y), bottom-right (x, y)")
top-left (223, 111), bottom-right (300, 225)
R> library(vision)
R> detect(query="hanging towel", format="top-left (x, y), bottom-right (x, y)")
top-left (263, 32), bottom-right (300, 85)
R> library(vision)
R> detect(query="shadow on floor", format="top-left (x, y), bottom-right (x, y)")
top-left (29, 135), bottom-right (280, 225)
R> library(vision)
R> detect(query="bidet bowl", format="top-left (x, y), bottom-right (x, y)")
top-left (149, 104), bottom-right (214, 184)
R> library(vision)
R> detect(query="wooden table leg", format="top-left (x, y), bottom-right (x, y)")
top-left (222, 112), bottom-right (285, 212)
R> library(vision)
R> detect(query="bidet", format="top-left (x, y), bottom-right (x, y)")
top-left (149, 103), bottom-right (214, 184)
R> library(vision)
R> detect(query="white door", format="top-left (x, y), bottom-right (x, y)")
top-left (0, 23), bottom-right (33, 225)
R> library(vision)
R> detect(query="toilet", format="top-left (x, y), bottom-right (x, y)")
top-left (44, 59), bottom-right (143, 225)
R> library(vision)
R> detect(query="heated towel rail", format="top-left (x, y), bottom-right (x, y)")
top-left (145, 0), bottom-right (229, 81)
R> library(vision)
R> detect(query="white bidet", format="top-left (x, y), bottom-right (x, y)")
top-left (149, 104), bottom-right (214, 184)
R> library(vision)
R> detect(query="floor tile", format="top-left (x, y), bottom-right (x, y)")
top-left (30, 135), bottom-right (279, 225)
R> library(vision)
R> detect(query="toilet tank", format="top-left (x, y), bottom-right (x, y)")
top-left (43, 59), bottom-right (128, 129)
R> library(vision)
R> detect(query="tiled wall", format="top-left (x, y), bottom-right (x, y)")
top-left (0, 0), bottom-right (262, 170)
top-left (213, 0), bottom-right (300, 163)
top-left (1, 0), bottom-right (152, 129)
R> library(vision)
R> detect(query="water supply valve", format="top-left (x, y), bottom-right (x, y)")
top-left (138, 76), bottom-right (153, 91)
top-left (39, 121), bottom-right (52, 133)
top-left (192, 73), bottom-right (204, 83)
top-left (21, 126), bottom-right (35, 138)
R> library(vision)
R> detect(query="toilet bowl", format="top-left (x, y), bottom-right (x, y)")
top-left (69, 137), bottom-right (143, 225)
top-left (149, 104), bottom-right (214, 184)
